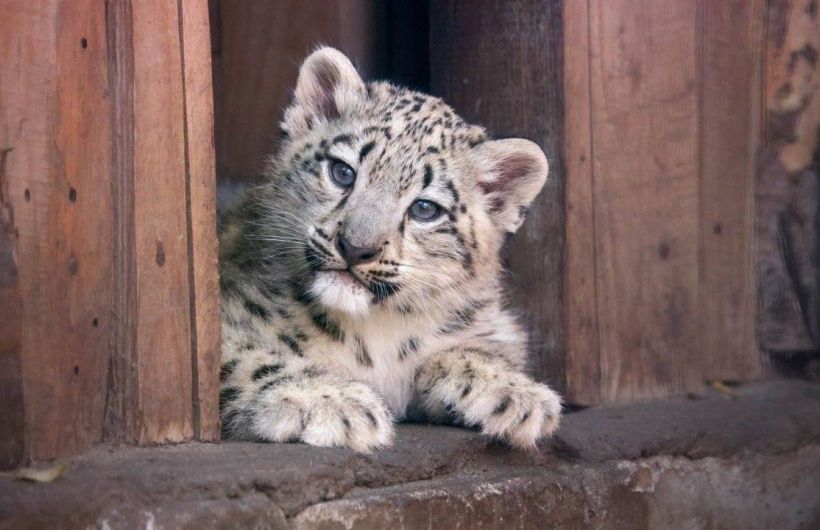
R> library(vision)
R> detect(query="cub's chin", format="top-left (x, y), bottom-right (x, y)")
top-left (309, 270), bottom-right (371, 317)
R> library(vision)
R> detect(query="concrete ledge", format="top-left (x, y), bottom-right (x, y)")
top-left (1, 381), bottom-right (819, 529)
top-left (295, 448), bottom-right (820, 530)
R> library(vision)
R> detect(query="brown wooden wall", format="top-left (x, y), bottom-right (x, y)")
top-left (430, 0), bottom-right (818, 404)
top-left (561, 0), bottom-right (768, 404)
top-left (0, 0), bottom-right (220, 467)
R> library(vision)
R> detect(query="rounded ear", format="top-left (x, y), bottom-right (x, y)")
top-left (281, 47), bottom-right (366, 137)
top-left (472, 138), bottom-right (549, 233)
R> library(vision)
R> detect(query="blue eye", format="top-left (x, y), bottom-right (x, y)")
top-left (330, 160), bottom-right (356, 188)
top-left (408, 200), bottom-right (443, 222)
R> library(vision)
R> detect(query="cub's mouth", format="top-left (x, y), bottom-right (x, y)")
top-left (320, 269), bottom-right (367, 289)
top-left (309, 268), bottom-right (372, 316)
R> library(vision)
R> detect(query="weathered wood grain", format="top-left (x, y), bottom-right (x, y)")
top-left (104, 0), bottom-right (138, 444)
top-left (563, 0), bottom-right (600, 405)
top-left (564, 0), bottom-right (773, 404)
top-left (697, 0), bottom-right (767, 380)
top-left (588, 0), bottom-right (702, 402)
top-left (2, 0), bottom-right (220, 457)
top-left (430, 0), bottom-right (566, 392)
top-left (179, 0), bottom-right (221, 441)
top-left (131, 0), bottom-right (194, 443)
top-left (0, 0), bottom-right (115, 459)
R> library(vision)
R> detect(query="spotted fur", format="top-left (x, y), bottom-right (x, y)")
top-left (219, 48), bottom-right (561, 452)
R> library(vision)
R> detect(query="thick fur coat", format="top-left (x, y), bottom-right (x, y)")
top-left (219, 48), bottom-right (561, 451)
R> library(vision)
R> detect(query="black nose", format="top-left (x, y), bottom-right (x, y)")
top-left (336, 234), bottom-right (381, 267)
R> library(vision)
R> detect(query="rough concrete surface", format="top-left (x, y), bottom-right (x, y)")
top-left (1, 381), bottom-right (819, 529)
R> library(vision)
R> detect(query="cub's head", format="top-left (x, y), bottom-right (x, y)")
top-left (255, 47), bottom-right (548, 317)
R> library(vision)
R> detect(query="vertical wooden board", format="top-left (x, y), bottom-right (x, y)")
top-left (211, 0), bottom-right (386, 182)
top-left (697, 0), bottom-right (766, 380)
top-left (563, 0), bottom-right (600, 405)
top-left (588, 0), bottom-right (701, 402)
top-left (0, 0), bottom-right (114, 459)
top-left (50, 0), bottom-right (115, 455)
top-left (104, 0), bottom-right (138, 443)
top-left (430, 0), bottom-right (566, 391)
top-left (179, 0), bottom-right (221, 441)
top-left (132, 0), bottom-right (194, 443)
top-left (0, 0), bottom-right (41, 469)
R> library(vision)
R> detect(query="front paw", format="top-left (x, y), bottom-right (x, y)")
top-left (255, 379), bottom-right (394, 452)
top-left (464, 376), bottom-right (562, 449)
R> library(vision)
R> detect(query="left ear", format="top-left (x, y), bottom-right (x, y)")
top-left (281, 47), bottom-right (367, 137)
top-left (472, 138), bottom-right (549, 233)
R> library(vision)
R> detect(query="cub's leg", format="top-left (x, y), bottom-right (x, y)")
top-left (221, 355), bottom-right (394, 452)
top-left (410, 348), bottom-right (561, 449)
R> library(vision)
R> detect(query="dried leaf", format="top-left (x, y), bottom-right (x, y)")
top-left (0, 462), bottom-right (70, 483)
top-left (709, 380), bottom-right (739, 399)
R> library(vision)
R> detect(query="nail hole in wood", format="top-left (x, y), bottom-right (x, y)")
top-left (69, 187), bottom-right (77, 202)
top-left (155, 241), bottom-right (166, 267)
top-left (73, 365), bottom-right (80, 375)
top-left (92, 317), bottom-right (99, 327)
top-left (68, 254), bottom-right (79, 275)
top-left (24, 189), bottom-right (30, 201)
top-left (81, 37), bottom-right (88, 49)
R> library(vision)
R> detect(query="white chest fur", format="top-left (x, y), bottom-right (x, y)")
top-left (317, 310), bottom-right (443, 418)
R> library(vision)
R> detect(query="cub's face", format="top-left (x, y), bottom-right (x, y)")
top-left (256, 48), bottom-right (548, 317)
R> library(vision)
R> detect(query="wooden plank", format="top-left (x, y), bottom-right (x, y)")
top-left (757, 0), bottom-right (820, 354)
top-left (210, 0), bottom-right (387, 182)
top-left (2, 0), bottom-right (218, 456)
top-left (563, 0), bottom-right (600, 405)
top-left (697, 0), bottom-right (767, 380)
top-left (130, 0), bottom-right (194, 443)
top-left (430, 0), bottom-right (566, 392)
top-left (179, 0), bottom-right (221, 441)
top-left (0, 0), bottom-right (114, 458)
top-left (103, 0), bottom-right (138, 443)
top-left (588, 0), bottom-right (701, 402)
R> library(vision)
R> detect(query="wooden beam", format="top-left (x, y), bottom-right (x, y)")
top-left (179, 0), bottom-right (221, 441)
top-left (563, 0), bottom-right (601, 405)
top-left (123, 0), bottom-right (195, 443)
top-left (105, 0), bottom-right (221, 445)
top-left (697, 0), bottom-right (767, 380)
top-left (0, 0), bottom-right (115, 460)
top-left (1, 0), bottom-right (220, 461)
top-left (104, 0), bottom-right (138, 445)
top-left (564, 0), bottom-right (770, 403)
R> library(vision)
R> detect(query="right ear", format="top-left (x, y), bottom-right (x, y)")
top-left (281, 47), bottom-right (366, 137)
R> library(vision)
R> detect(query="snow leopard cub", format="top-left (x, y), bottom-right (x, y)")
top-left (219, 47), bottom-right (561, 452)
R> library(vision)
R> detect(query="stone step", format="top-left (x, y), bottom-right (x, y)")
top-left (1, 381), bottom-right (819, 529)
